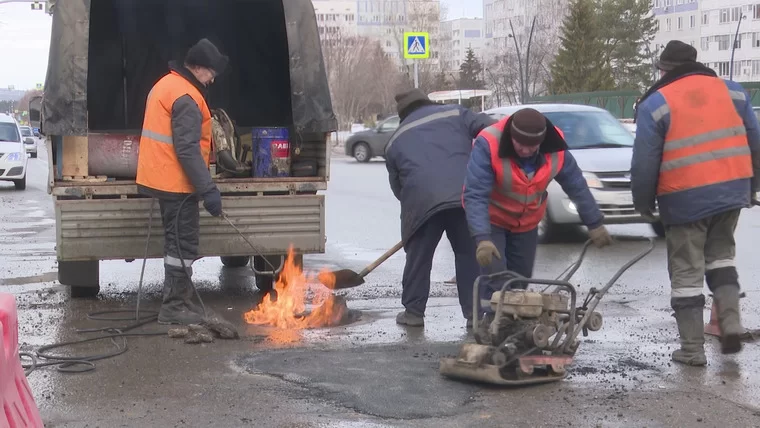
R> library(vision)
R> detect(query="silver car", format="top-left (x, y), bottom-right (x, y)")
top-left (486, 104), bottom-right (664, 241)
top-left (19, 125), bottom-right (37, 158)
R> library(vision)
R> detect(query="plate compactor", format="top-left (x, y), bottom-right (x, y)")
top-left (440, 237), bottom-right (655, 386)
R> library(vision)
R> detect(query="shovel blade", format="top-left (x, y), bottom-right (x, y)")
top-left (319, 269), bottom-right (366, 290)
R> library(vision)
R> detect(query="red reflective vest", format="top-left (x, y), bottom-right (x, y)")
top-left (478, 117), bottom-right (566, 233)
top-left (656, 75), bottom-right (753, 195)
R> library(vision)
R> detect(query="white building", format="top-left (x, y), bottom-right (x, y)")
top-left (312, 0), bottom-right (358, 38)
top-left (654, 0), bottom-right (760, 81)
top-left (483, 0), bottom-right (568, 56)
top-left (440, 18), bottom-right (486, 73)
top-left (355, 0), bottom-right (441, 65)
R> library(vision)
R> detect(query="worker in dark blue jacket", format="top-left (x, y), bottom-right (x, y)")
top-left (385, 89), bottom-right (495, 328)
top-left (463, 108), bottom-right (611, 324)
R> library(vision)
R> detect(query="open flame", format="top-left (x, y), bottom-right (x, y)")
top-left (243, 247), bottom-right (345, 330)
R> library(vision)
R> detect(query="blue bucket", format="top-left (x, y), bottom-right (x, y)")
top-left (252, 127), bottom-right (291, 178)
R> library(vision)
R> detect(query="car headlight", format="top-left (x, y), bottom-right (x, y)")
top-left (6, 152), bottom-right (23, 162)
top-left (583, 172), bottom-right (603, 189)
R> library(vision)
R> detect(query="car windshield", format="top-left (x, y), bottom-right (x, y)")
top-left (0, 123), bottom-right (20, 142)
top-left (542, 111), bottom-right (634, 149)
top-left (20, 127), bottom-right (32, 137)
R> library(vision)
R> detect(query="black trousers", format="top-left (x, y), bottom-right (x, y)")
top-left (159, 197), bottom-right (200, 279)
top-left (401, 208), bottom-right (478, 318)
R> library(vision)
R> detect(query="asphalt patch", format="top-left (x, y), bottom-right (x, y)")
top-left (236, 343), bottom-right (480, 420)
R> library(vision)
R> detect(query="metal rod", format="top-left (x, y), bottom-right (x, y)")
top-left (508, 19), bottom-right (525, 103)
top-left (413, 61), bottom-right (419, 88)
top-left (730, 13), bottom-right (745, 80)
top-left (524, 16), bottom-right (537, 103)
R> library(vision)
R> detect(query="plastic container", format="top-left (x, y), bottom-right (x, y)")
top-left (252, 127), bottom-right (290, 177)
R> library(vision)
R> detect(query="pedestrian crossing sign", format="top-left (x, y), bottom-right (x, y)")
top-left (404, 32), bottom-right (430, 59)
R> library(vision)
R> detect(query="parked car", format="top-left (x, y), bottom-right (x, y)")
top-left (19, 125), bottom-right (37, 158)
top-left (0, 114), bottom-right (28, 190)
top-left (344, 115), bottom-right (400, 162)
top-left (485, 104), bottom-right (664, 241)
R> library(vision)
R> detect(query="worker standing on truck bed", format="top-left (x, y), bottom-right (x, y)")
top-left (136, 38), bottom-right (228, 325)
top-left (631, 40), bottom-right (760, 365)
top-left (385, 89), bottom-right (495, 329)
top-left (463, 108), bottom-right (613, 326)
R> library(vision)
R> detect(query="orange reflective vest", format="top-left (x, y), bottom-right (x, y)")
top-left (656, 75), bottom-right (753, 195)
top-left (479, 118), bottom-right (566, 233)
top-left (136, 71), bottom-right (212, 194)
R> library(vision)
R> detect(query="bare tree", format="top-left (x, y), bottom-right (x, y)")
top-left (485, 2), bottom-right (566, 104)
top-left (321, 29), bottom-right (400, 131)
top-left (385, 0), bottom-right (448, 93)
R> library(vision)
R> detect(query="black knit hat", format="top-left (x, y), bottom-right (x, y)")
top-left (185, 38), bottom-right (229, 75)
top-left (510, 108), bottom-right (547, 147)
top-left (656, 40), bottom-right (697, 71)
top-left (395, 88), bottom-right (431, 115)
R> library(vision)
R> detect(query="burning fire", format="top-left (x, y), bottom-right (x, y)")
top-left (243, 247), bottom-right (346, 330)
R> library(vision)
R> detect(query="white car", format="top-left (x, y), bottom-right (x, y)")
top-left (486, 104), bottom-right (663, 241)
top-left (19, 125), bottom-right (38, 158)
top-left (0, 114), bottom-right (28, 190)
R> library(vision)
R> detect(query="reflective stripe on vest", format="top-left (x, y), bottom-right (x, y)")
top-left (136, 71), bottom-right (212, 194)
top-left (656, 75), bottom-right (752, 195)
top-left (479, 117), bottom-right (565, 232)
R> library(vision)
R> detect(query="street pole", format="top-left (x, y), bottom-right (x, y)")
top-left (414, 61), bottom-right (419, 88)
top-left (508, 19), bottom-right (525, 103)
top-left (523, 16), bottom-right (537, 103)
top-left (730, 13), bottom-right (746, 81)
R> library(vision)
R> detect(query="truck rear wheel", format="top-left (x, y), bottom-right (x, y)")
top-left (253, 254), bottom-right (303, 292)
top-left (58, 260), bottom-right (100, 298)
top-left (220, 256), bottom-right (250, 268)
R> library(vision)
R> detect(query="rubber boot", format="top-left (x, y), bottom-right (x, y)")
top-left (671, 297), bottom-right (707, 366)
top-left (396, 310), bottom-right (424, 327)
top-left (713, 284), bottom-right (743, 354)
top-left (158, 275), bottom-right (204, 325)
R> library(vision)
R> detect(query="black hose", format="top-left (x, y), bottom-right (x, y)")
top-left (21, 188), bottom-right (280, 375)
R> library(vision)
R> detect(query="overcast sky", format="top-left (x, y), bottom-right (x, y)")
top-left (0, 1), bottom-right (483, 90)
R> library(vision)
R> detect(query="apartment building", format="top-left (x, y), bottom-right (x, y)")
top-left (654, 0), bottom-right (760, 81)
top-left (355, 0), bottom-right (441, 65)
top-left (483, 0), bottom-right (569, 56)
top-left (312, 0), bottom-right (358, 38)
top-left (440, 18), bottom-right (486, 73)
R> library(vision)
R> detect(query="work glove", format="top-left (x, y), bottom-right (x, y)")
top-left (202, 186), bottom-right (223, 217)
top-left (476, 240), bottom-right (501, 267)
top-left (588, 225), bottom-right (613, 248)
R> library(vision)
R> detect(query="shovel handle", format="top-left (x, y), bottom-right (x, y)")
top-left (358, 241), bottom-right (405, 278)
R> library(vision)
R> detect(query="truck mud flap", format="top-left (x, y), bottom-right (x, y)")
top-left (55, 195), bottom-right (325, 261)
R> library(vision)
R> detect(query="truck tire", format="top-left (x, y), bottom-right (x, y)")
top-left (220, 256), bottom-right (250, 268)
top-left (253, 253), bottom-right (303, 292)
top-left (58, 260), bottom-right (100, 298)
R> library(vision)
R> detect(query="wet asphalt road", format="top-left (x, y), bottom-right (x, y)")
top-left (3, 147), bottom-right (760, 427)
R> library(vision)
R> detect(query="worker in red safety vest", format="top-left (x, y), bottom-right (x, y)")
top-left (462, 108), bottom-right (613, 324)
top-left (632, 40), bottom-right (760, 365)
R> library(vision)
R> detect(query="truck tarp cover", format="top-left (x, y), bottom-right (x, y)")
top-left (42, 0), bottom-right (336, 136)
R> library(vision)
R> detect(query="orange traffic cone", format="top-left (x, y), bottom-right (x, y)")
top-left (704, 301), bottom-right (721, 337)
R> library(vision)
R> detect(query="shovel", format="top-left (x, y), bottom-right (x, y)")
top-left (319, 241), bottom-right (404, 290)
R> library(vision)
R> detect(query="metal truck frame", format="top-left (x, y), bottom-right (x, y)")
top-left (32, 0), bottom-right (337, 297)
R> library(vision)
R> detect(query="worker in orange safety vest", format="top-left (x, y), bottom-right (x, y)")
top-left (631, 40), bottom-right (760, 366)
top-left (462, 108), bottom-right (613, 329)
top-left (136, 38), bottom-right (228, 326)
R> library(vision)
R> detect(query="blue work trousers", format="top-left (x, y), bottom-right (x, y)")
top-left (478, 225), bottom-right (539, 314)
top-left (401, 208), bottom-right (478, 319)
